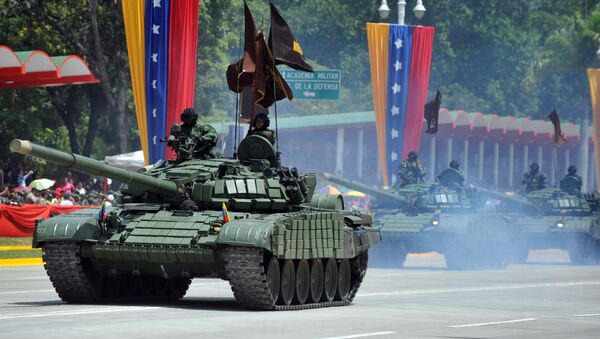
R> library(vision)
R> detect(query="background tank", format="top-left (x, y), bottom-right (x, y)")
top-left (10, 137), bottom-right (380, 310)
top-left (496, 187), bottom-right (600, 264)
top-left (320, 172), bottom-right (518, 270)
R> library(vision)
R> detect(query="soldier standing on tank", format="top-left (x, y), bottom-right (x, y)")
top-left (167, 108), bottom-right (218, 160)
top-left (560, 165), bottom-right (583, 194)
top-left (522, 162), bottom-right (548, 192)
top-left (397, 151), bottom-right (426, 186)
top-left (247, 113), bottom-right (276, 145)
top-left (438, 160), bottom-right (465, 187)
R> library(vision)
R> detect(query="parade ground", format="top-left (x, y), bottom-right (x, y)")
top-left (0, 250), bottom-right (598, 338)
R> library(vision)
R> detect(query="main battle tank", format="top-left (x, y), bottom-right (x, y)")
top-left (10, 136), bottom-right (380, 310)
top-left (320, 172), bottom-right (519, 270)
top-left (496, 187), bottom-right (600, 264)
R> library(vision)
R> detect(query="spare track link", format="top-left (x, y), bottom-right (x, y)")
top-left (223, 246), bottom-right (368, 310)
top-left (43, 242), bottom-right (192, 303)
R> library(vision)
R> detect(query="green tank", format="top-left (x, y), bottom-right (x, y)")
top-left (10, 137), bottom-right (380, 310)
top-left (497, 187), bottom-right (600, 264)
top-left (320, 172), bottom-right (519, 270)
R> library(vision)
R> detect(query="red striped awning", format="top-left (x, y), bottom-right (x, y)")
top-left (0, 46), bottom-right (99, 89)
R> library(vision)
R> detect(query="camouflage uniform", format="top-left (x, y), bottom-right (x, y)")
top-left (438, 160), bottom-right (465, 187)
top-left (248, 113), bottom-right (276, 144)
top-left (398, 157), bottom-right (426, 186)
top-left (167, 108), bottom-right (218, 160)
top-left (523, 163), bottom-right (547, 192)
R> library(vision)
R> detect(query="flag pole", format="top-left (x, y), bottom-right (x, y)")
top-left (269, 4), bottom-right (281, 167)
top-left (553, 146), bottom-right (557, 187)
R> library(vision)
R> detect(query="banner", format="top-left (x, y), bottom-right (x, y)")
top-left (588, 69), bottom-right (600, 190)
top-left (122, 0), bottom-right (200, 164)
top-left (0, 204), bottom-right (90, 237)
top-left (367, 23), bottom-right (435, 185)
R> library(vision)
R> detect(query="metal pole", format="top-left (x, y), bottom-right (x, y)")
top-left (398, 0), bottom-right (406, 25)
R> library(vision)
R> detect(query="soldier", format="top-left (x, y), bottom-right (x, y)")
top-left (560, 165), bottom-right (583, 194)
top-left (438, 160), bottom-right (465, 187)
top-left (247, 113), bottom-right (276, 145)
top-left (397, 151), bottom-right (426, 186)
top-left (522, 162), bottom-right (547, 192)
top-left (167, 108), bottom-right (218, 161)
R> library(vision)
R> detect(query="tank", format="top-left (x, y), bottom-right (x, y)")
top-left (320, 172), bottom-right (519, 270)
top-left (496, 187), bottom-right (600, 264)
top-left (10, 137), bottom-right (380, 310)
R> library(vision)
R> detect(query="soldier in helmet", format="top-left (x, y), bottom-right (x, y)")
top-left (167, 107), bottom-right (218, 161)
top-left (438, 160), bottom-right (465, 187)
top-left (560, 165), bottom-right (583, 194)
top-left (522, 162), bottom-right (547, 192)
top-left (397, 151), bottom-right (426, 187)
top-left (247, 113), bottom-right (276, 144)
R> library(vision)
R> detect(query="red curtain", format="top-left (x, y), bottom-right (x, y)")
top-left (0, 204), bottom-right (90, 237)
top-left (165, 0), bottom-right (200, 160)
top-left (403, 26), bottom-right (436, 159)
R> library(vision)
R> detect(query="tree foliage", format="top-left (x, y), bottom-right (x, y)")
top-left (2, 0), bottom-right (600, 160)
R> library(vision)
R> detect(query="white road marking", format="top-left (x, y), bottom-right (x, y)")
top-left (0, 306), bottom-right (159, 320)
top-left (17, 276), bottom-right (50, 280)
top-left (358, 281), bottom-right (600, 297)
top-left (0, 289), bottom-right (54, 295)
top-left (572, 313), bottom-right (600, 317)
top-left (317, 331), bottom-right (396, 339)
top-left (449, 318), bottom-right (538, 328)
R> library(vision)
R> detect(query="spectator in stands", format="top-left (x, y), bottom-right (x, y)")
top-left (76, 182), bottom-right (86, 195)
top-left (17, 168), bottom-right (34, 187)
top-left (59, 192), bottom-right (74, 206)
top-left (60, 177), bottom-right (75, 194)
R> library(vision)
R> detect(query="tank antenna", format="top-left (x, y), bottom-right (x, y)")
top-left (232, 6), bottom-right (244, 159)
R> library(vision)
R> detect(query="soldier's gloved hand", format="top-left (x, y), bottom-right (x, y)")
top-left (168, 135), bottom-right (176, 142)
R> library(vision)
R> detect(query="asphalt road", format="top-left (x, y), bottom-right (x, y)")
top-left (0, 250), bottom-right (599, 339)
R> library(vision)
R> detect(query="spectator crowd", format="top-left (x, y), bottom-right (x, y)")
top-left (1, 158), bottom-right (114, 207)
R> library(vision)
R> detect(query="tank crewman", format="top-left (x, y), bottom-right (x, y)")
top-left (397, 151), bottom-right (426, 186)
top-left (522, 162), bottom-right (548, 192)
top-left (247, 113), bottom-right (276, 145)
top-left (560, 165), bottom-right (583, 194)
top-left (438, 160), bottom-right (465, 187)
top-left (167, 107), bottom-right (218, 160)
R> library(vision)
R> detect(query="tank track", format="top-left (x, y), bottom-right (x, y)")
top-left (223, 246), bottom-right (368, 310)
top-left (43, 242), bottom-right (191, 303)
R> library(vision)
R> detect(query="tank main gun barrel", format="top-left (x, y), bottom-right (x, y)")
top-left (319, 172), bottom-right (408, 205)
top-left (471, 185), bottom-right (541, 214)
top-left (10, 139), bottom-right (179, 197)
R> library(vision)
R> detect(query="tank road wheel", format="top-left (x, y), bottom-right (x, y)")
top-left (336, 259), bottom-right (351, 301)
top-left (43, 242), bottom-right (103, 303)
top-left (266, 257), bottom-right (281, 304)
top-left (309, 259), bottom-right (324, 303)
top-left (294, 260), bottom-right (310, 305)
top-left (322, 258), bottom-right (338, 302)
top-left (278, 260), bottom-right (296, 306)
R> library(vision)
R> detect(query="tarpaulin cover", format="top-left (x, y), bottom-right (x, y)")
top-left (0, 204), bottom-right (90, 237)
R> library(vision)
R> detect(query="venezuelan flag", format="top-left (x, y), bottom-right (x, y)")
top-left (367, 23), bottom-right (435, 186)
top-left (122, 0), bottom-right (200, 164)
top-left (97, 199), bottom-right (107, 223)
top-left (222, 202), bottom-right (230, 223)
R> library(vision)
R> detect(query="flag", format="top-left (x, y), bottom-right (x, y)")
top-left (222, 202), bottom-right (230, 223)
top-left (226, 0), bottom-right (258, 93)
top-left (268, 2), bottom-right (313, 72)
top-left (122, 0), bottom-right (200, 164)
top-left (424, 90), bottom-right (442, 134)
top-left (367, 23), bottom-right (435, 186)
top-left (97, 199), bottom-right (107, 223)
top-left (588, 69), bottom-right (600, 191)
top-left (226, 1), bottom-right (293, 123)
top-left (548, 109), bottom-right (566, 147)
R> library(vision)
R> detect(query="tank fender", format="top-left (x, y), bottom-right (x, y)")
top-left (33, 208), bottom-right (101, 247)
top-left (217, 219), bottom-right (276, 250)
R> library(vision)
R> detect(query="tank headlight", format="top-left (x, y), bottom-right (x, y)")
top-left (556, 222), bottom-right (564, 228)
top-left (432, 220), bottom-right (439, 226)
